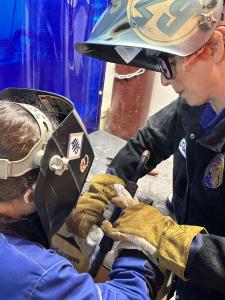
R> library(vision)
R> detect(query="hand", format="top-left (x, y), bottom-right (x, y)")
top-left (66, 174), bottom-right (124, 238)
top-left (111, 183), bottom-right (139, 208)
top-left (102, 203), bottom-right (207, 280)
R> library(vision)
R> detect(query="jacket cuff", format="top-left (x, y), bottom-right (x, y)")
top-left (158, 220), bottom-right (207, 280)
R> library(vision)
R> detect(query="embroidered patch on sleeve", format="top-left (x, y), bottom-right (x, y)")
top-left (203, 153), bottom-right (224, 189)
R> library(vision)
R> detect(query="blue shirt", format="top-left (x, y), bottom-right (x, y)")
top-left (200, 103), bottom-right (225, 135)
top-left (0, 233), bottom-right (161, 299)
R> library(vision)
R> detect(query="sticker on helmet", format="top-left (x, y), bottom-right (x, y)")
top-left (115, 45), bottom-right (142, 63)
top-left (127, 0), bottom-right (218, 46)
top-left (67, 133), bottom-right (84, 160)
top-left (80, 155), bottom-right (90, 173)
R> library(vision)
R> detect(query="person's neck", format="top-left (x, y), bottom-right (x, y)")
top-left (0, 199), bottom-right (26, 219)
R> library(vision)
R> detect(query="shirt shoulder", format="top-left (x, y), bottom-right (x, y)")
top-left (0, 233), bottom-right (68, 271)
top-left (0, 233), bottom-right (81, 300)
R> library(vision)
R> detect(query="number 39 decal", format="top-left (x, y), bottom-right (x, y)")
top-left (127, 0), bottom-right (216, 46)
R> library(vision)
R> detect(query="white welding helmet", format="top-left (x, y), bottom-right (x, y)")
top-left (76, 0), bottom-right (223, 70)
top-left (0, 88), bottom-right (94, 239)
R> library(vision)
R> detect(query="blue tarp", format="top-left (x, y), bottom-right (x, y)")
top-left (0, 0), bottom-right (110, 132)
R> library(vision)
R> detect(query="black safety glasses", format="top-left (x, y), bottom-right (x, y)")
top-left (155, 53), bottom-right (175, 80)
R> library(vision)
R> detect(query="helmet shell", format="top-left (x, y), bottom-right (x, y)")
top-left (76, 0), bottom-right (223, 70)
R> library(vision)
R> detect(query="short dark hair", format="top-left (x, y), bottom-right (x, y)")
top-left (0, 102), bottom-right (50, 201)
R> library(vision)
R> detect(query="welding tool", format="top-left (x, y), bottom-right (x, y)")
top-left (89, 150), bottom-right (150, 277)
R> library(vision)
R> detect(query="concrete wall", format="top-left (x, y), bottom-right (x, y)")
top-left (149, 73), bottom-right (178, 115)
top-left (100, 63), bottom-right (115, 129)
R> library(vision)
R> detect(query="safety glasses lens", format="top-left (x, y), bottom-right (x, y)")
top-left (157, 56), bottom-right (173, 79)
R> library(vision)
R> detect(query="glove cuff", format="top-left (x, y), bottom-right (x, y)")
top-left (158, 220), bottom-right (207, 281)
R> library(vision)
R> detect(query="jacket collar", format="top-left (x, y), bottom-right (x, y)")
top-left (180, 99), bottom-right (225, 152)
top-left (198, 118), bottom-right (225, 152)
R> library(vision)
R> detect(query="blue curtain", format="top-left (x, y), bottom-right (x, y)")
top-left (0, 0), bottom-right (110, 132)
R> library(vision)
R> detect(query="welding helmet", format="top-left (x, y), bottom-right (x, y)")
top-left (0, 88), bottom-right (94, 239)
top-left (76, 0), bottom-right (223, 71)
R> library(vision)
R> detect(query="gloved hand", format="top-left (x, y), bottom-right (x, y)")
top-left (66, 174), bottom-right (124, 238)
top-left (102, 203), bottom-right (207, 280)
top-left (110, 185), bottom-right (171, 300)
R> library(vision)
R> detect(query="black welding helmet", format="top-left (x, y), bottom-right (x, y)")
top-left (0, 88), bottom-right (94, 239)
top-left (76, 0), bottom-right (223, 71)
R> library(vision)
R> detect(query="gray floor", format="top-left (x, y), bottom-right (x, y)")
top-left (89, 130), bottom-right (176, 299)
top-left (89, 130), bottom-right (173, 214)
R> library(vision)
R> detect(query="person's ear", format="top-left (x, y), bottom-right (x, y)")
top-left (23, 184), bottom-right (36, 205)
top-left (209, 30), bottom-right (224, 64)
top-left (23, 189), bottom-right (34, 205)
top-left (181, 31), bottom-right (225, 71)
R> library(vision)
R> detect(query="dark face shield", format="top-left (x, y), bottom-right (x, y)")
top-left (0, 88), bottom-right (94, 239)
top-left (76, 43), bottom-right (161, 72)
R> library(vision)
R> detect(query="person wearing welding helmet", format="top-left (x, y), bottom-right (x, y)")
top-left (0, 88), bottom-right (165, 300)
top-left (68, 0), bottom-right (225, 299)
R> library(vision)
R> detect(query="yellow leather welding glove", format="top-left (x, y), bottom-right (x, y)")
top-left (102, 203), bottom-right (207, 280)
top-left (66, 174), bottom-right (124, 238)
